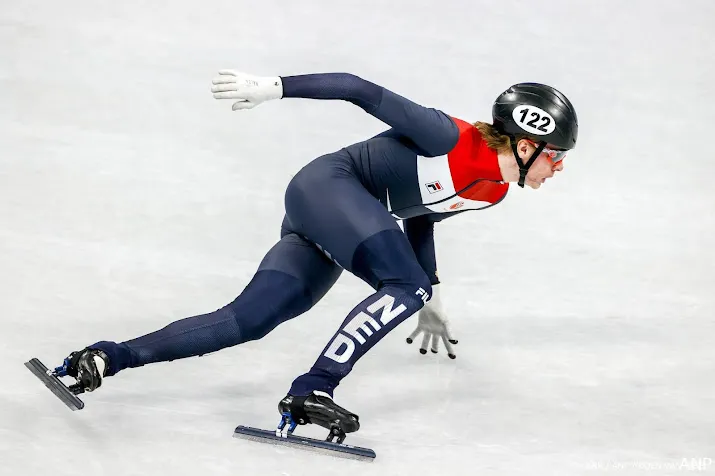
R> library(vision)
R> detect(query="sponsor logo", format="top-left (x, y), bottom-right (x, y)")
top-left (415, 287), bottom-right (430, 304)
top-left (426, 181), bottom-right (443, 194)
top-left (449, 201), bottom-right (464, 210)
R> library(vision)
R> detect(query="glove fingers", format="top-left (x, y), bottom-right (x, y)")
top-left (217, 69), bottom-right (240, 76)
top-left (444, 324), bottom-right (458, 345)
top-left (211, 83), bottom-right (238, 93)
top-left (213, 91), bottom-right (243, 100)
top-left (442, 334), bottom-right (456, 359)
top-left (212, 76), bottom-right (237, 85)
top-left (430, 333), bottom-right (440, 354)
top-left (232, 100), bottom-right (255, 110)
top-left (419, 332), bottom-right (430, 355)
top-left (406, 326), bottom-right (423, 344)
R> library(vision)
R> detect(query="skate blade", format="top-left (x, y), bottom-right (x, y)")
top-left (24, 358), bottom-right (85, 411)
top-left (233, 425), bottom-right (376, 461)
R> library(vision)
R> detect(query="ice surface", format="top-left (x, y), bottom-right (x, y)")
top-left (1, 1), bottom-right (714, 475)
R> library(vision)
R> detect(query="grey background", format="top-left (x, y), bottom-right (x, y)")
top-left (1, 1), bottom-right (713, 475)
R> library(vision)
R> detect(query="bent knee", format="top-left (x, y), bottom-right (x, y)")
top-left (352, 229), bottom-right (432, 291)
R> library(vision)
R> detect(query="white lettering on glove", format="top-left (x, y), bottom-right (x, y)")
top-left (211, 70), bottom-right (283, 110)
top-left (406, 284), bottom-right (458, 359)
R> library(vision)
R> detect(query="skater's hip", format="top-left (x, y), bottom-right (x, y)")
top-left (289, 150), bottom-right (360, 186)
top-left (283, 150), bottom-right (375, 224)
top-left (281, 151), bottom-right (401, 273)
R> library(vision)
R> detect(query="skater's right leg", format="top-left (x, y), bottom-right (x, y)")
top-left (71, 233), bottom-right (341, 380)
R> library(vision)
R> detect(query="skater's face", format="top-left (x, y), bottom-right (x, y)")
top-left (517, 139), bottom-right (566, 190)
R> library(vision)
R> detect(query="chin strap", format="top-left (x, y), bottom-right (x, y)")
top-left (511, 138), bottom-right (546, 188)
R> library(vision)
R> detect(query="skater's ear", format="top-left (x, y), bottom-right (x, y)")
top-left (514, 138), bottom-right (535, 161)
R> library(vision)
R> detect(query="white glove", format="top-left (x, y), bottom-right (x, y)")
top-left (406, 284), bottom-right (458, 359)
top-left (211, 70), bottom-right (283, 110)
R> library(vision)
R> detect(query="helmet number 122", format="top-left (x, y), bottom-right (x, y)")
top-left (512, 105), bottom-right (556, 136)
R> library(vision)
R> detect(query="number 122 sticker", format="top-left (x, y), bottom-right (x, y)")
top-left (512, 105), bottom-right (556, 136)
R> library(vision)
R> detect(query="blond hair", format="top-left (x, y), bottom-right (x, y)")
top-left (473, 121), bottom-right (528, 155)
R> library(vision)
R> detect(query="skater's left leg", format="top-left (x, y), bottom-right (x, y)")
top-left (287, 228), bottom-right (431, 398)
top-left (281, 157), bottom-right (432, 399)
top-left (278, 235), bottom-right (429, 435)
top-left (276, 167), bottom-right (431, 437)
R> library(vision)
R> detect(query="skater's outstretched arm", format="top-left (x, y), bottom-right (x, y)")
top-left (212, 70), bottom-right (459, 157)
top-left (281, 73), bottom-right (458, 157)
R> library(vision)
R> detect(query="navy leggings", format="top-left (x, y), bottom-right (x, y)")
top-left (91, 151), bottom-right (432, 396)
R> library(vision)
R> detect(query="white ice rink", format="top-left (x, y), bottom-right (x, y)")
top-left (1, 1), bottom-right (714, 475)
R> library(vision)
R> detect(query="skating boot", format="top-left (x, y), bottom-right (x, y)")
top-left (277, 391), bottom-right (359, 444)
top-left (60, 348), bottom-right (110, 393)
top-left (25, 347), bottom-right (110, 410)
top-left (233, 391), bottom-right (374, 459)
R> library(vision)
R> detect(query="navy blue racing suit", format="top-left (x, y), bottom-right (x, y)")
top-left (89, 73), bottom-right (507, 397)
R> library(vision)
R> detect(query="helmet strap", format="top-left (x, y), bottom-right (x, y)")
top-left (510, 138), bottom-right (546, 188)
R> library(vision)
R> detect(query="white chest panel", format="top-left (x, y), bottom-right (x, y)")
top-left (416, 155), bottom-right (493, 213)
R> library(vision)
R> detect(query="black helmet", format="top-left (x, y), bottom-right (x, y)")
top-left (491, 83), bottom-right (578, 187)
top-left (492, 82), bottom-right (578, 150)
